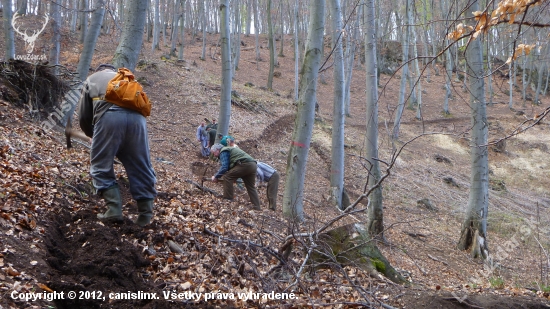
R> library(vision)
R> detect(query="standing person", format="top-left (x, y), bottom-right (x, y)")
top-left (207, 127), bottom-right (217, 148)
top-left (206, 118), bottom-right (218, 130)
top-left (78, 64), bottom-right (157, 227)
top-left (256, 161), bottom-right (280, 211)
top-left (210, 143), bottom-right (261, 209)
top-left (196, 122), bottom-right (209, 157)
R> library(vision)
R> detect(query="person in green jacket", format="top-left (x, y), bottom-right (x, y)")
top-left (210, 143), bottom-right (261, 209)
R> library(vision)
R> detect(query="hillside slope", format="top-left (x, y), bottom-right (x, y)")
top-left (1, 17), bottom-right (550, 308)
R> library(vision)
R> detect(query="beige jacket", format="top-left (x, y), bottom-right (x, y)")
top-left (78, 69), bottom-right (116, 137)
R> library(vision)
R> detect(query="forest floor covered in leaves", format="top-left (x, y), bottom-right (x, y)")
top-left (2, 17), bottom-right (550, 308)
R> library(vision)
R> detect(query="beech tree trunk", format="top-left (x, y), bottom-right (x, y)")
top-left (217, 0), bottom-right (232, 139)
top-left (343, 2), bottom-right (360, 117)
top-left (152, 0), bottom-right (160, 50)
top-left (442, 0), bottom-right (452, 115)
top-left (329, 0), bottom-right (345, 210)
top-left (293, 0), bottom-right (299, 100)
top-left (282, 0), bottom-right (325, 222)
top-left (509, 60), bottom-right (514, 108)
top-left (49, 0), bottom-right (62, 74)
top-left (364, 0), bottom-right (384, 239)
top-left (253, 0), bottom-right (261, 61)
top-left (201, 0), bottom-right (207, 60)
top-left (70, 0), bottom-right (78, 32)
top-left (2, 0), bottom-right (15, 60)
top-left (278, 0), bottom-right (284, 57)
top-left (392, 0), bottom-right (410, 141)
top-left (458, 0), bottom-right (489, 260)
top-left (16, 0), bottom-right (26, 15)
top-left (79, 0), bottom-right (88, 44)
top-left (231, 0), bottom-right (241, 74)
top-left (77, 0), bottom-right (105, 80)
top-left (112, 0), bottom-right (147, 71)
top-left (245, 0), bottom-right (251, 36)
top-left (267, 0), bottom-right (275, 90)
top-left (179, 0), bottom-right (185, 60)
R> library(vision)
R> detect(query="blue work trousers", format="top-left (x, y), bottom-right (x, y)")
top-left (90, 106), bottom-right (157, 200)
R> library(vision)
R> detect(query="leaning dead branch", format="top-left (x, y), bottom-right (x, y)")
top-left (203, 226), bottom-right (285, 264)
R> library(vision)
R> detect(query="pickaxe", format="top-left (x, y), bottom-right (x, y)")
top-left (65, 117), bottom-right (91, 149)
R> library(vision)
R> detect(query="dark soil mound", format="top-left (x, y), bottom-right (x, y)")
top-left (3, 209), bottom-right (221, 309)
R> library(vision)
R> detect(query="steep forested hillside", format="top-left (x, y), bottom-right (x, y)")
top-left (1, 4), bottom-right (550, 308)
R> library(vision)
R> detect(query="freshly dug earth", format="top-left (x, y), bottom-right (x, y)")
top-left (2, 15), bottom-right (550, 309)
top-left (4, 209), bottom-right (225, 309)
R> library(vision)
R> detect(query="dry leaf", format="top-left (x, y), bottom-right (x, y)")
top-left (38, 283), bottom-right (53, 293)
top-left (5, 266), bottom-right (20, 276)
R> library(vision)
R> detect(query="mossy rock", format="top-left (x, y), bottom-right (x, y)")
top-left (489, 178), bottom-right (506, 191)
top-left (310, 223), bottom-right (407, 284)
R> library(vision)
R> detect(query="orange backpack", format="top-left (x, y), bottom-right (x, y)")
top-left (104, 68), bottom-right (152, 116)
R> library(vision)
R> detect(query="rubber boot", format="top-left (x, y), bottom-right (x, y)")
top-left (135, 199), bottom-right (154, 227)
top-left (97, 185), bottom-right (123, 222)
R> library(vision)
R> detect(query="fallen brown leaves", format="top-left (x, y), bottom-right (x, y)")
top-left (0, 108), bottom-right (397, 307)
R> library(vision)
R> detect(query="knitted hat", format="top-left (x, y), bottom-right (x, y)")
top-left (210, 143), bottom-right (224, 153)
top-left (220, 135), bottom-right (234, 146)
top-left (95, 63), bottom-right (116, 72)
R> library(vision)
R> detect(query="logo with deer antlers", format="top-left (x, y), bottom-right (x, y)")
top-left (11, 13), bottom-right (49, 54)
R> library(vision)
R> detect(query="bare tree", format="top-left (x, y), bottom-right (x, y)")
top-left (442, 0), bottom-right (452, 115)
top-left (329, 0), bottom-right (345, 209)
top-left (231, 0), bottom-right (241, 74)
top-left (217, 0), bottom-right (232, 139)
top-left (293, 0), bottom-right (299, 100)
top-left (282, 0), bottom-right (325, 222)
top-left (16, 0), bottom-right (26, 15)
top-left (363, 0), bottom-right (384, 239)
top-left (179, 0), bottom-right (186, 61)
top-left (253, 0), bottom-right (261, 61)
top-left (112, 0), bottom-right (148, 71)
top-left (70, 0), bottom-right (78, 32)
top-left (2, 0), bottom-right (15, 60)
top-left (343, 0), bottom-right (361, 117)
top-left (267, 0), bottom-right (275, 90)
top-left (200, 0), bottom-right (207, 60)
top-left (49, 0), bottom-right (62, 74)
top-left (170, 0), bottom-right (180, 57)
top-left (245, 0), bottom-right (252, 36)
top-left (79, 0), bottom-right (88, 44)
top-left (457, 0), bottom-right (488, 259)
top-left (392, 0), bottom-right (411, 140)
top-left (277, 0), bottom-right (284, 57)
top-left (77, 0), bottom-right (106, 80)
top-left (152, 0), bottom-right (160, 50)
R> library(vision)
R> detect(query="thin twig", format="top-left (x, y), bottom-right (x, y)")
top-left (65, 184), bottom-right (83, 198)
top-left (203, 226), bottom-right (285, 263)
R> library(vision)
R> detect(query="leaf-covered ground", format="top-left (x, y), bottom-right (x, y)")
top-left (2, 16), bottom-right (550, 308)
